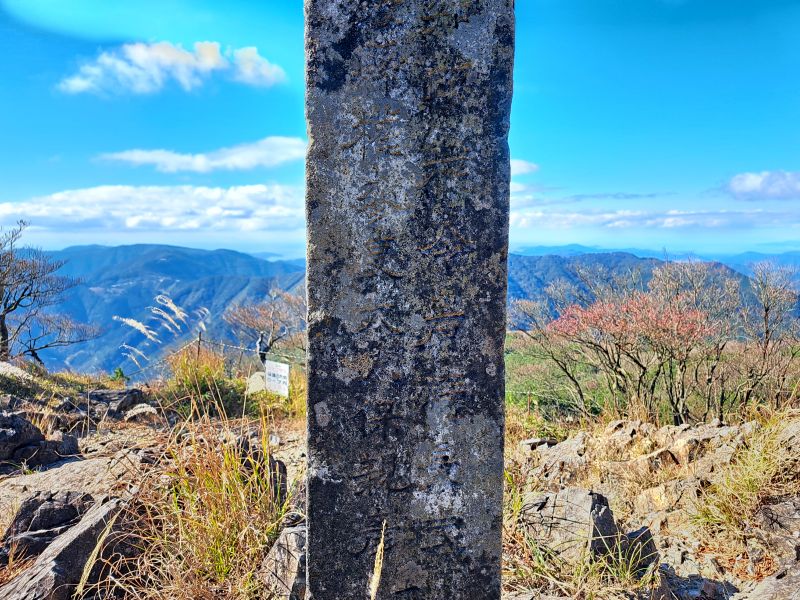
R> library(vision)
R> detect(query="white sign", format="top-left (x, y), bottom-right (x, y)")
top-left (264, 360), bottom-right (290, 398)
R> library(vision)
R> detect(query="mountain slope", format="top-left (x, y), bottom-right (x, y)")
top-left (45, 245), bottom-right (305, 373)
top-left (39, 244), bottom-right (765, 374)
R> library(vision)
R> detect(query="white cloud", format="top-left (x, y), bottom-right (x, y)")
top-left (100, 136), bottom-right (307, 173)
top-left (59, 42), bottom-right (285, 95)
top-left (0, 184), bottom-right (304, 233)
top-left (232, 47), bottom-right (285, 87)
top-left (726, 170), bottom-right (800, 201)
top-left (510, 207), bottom-right (791, 231)
top-left (510, 159), bottom-right (539, 176)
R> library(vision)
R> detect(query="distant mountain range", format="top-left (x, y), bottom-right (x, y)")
top-left (45, 245), bottom-right (305, 374)
top-left (513, 244), bottom-right (800, 276)
top-left (37, 243), bottom-right (800, 374)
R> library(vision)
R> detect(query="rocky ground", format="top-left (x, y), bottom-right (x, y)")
top-left (507, 414), bottom-right (800, 599)
top-left (0, 379), bottom-right (306, 599)
top-left (1, 371), bottom-right (799, 598)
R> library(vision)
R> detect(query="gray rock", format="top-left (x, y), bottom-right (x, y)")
top-left (0, 395), bottom-right (22, 411)
top-left (260, 525), bottom-right (306, 600)
top-left (634, 478), bottom-right (702, 516)
top-left (531, 432), bottom-right (589, 489)
top-left (87, 388), bottom-right (144, 418)
top-left (778, 421), bottom-right (800, 456)
top-left (0, 412), bottom-right (44, 461)
top-left (603, 420), bottom-right (658, 452)
top-left (749, 496), bottom-right (800, 564)
top-left (620, 526), bottom-right (659, 573)
top-left (731, 563), bottom-right (800, 599)
top-left (305, 0), bottom-right (514, 598)
top-left (0, 449), bottom-right (143, 520)
top-left (0, 491), bottom-right (94, 562)
top-left (519, 437), bottom-right (558, 450)
top-left (11, 431), bottom-right (80, 469)
top-left (520, 488), bottom-right (619, 564)
top-left (0, 498), bottom-right (122, 600)
top-left (660, 565), bottom-right (739, 600)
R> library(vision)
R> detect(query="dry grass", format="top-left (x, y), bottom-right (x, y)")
top-left (691, 411), bottom-right (800, 567)
top-left (0, 546), bottom-right (34, 588)
top-left (504, 520), bottom-right (661, 600)
top-left (166, 346), bottom-right (228, 399)
top-left (502, 426), bottom-right (662, 600)
top-left (86, 403), bottom-right (294, 600)
top-left (0, 362), bottom-right (124, 407)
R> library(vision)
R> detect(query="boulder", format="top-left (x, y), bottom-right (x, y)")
top-left (520, 488), bottom-right (619, 564)
top-left (86, 388), bottom-right (144, 418)
top-left (630, 448), bottom-right (680, 478)
top-left (260, 525), bottom-right (306, 600)
top-left (0, 449), bottom-right (143, 520)
top-left (0, 498), bottom-right (122, 600)
top-left (11, 432), bottom-right (79, 470)
top-left (634, 478), bottom-right (703, 515)
top-left (0, 491), bottom-right (94, 563)
top-left (0, 413), bottom-right (44, 461)
top-left (749, 496), bottom-right (800, 564)
top-left (531, 432), bottom-right (589, 489)
top-left (732, 563), bottom-right (800, 599)
top-left (620, 526), bottom-right (659, 573)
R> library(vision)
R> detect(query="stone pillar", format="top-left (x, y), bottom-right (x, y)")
top-left (305, 1), bottom-right (514, 598)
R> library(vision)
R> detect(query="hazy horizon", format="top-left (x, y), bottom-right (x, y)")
top-left (40, 240), bottom-right (800, 263)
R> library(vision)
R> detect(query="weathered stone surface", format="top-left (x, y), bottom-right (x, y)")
top-left (620, 526), bottom-right (659, 573)
top-left (660, 566), bottom-right (739, 600)
top-left (305, 1), bottom-right (514, 598)
top-left (260, 525), bottom-right (306, 600)
top-left (608, 447), bottom-right (678, 480)
top-left (0, 395), bottom-right (22, 411)
top-left (0, 450), bottom-right (142, 520)
top-left (634, 478), bottom-right (702, 516)
top-left (603, 420), bottom-right (658, 453)
top-left (0, 491), bottom-right (94, 563)
top-left (731, 563), bottom-right (800, 599)
top-left (11, 431), bottom-right (80, 470)
top-left (520, 488), bottom-right (619, 564)
top-left (531, 431), bottom-right (589, 489)
top-left (749, 496), bottom-right (800, 563)
top-left (86, 388), bottom-right (144, 418)
top-left (0, 412), bottom-right (44, 461)
top-left (0, 498), bottom-right (122, 600)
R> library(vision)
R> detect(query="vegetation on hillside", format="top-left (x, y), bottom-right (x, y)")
top-left (510, 259), bottom-right (799, 425)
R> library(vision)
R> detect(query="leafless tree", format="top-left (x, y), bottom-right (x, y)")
top-left (510, 298), bottom-right (590, 415)
top-left (738, 262), bottom-right (800, 408)
top-left (0, 222), bottom-right (100, 363)
top-left (225, 288), bottom-right (307, 356)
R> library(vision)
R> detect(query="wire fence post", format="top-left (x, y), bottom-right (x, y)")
top-left (196, 331), bottom-right (202, 362)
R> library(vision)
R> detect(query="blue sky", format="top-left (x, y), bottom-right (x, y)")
top-left (1, 0), bottom-right (799, 257)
